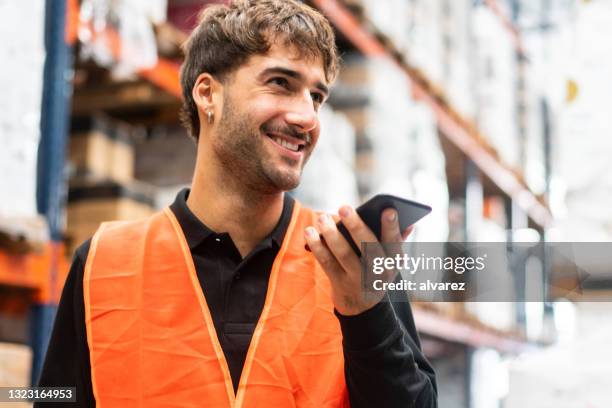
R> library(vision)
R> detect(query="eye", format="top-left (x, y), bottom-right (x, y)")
top-left (269, 77), bottom-right (290, 89)
top-left (311, 92), bottom-right (324, 105)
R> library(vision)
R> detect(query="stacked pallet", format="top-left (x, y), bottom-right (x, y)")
top-left (68, 115), bottom-right (135, 183)
top-left (331, 55), bottom-right (450, 243)
top-left (0, 341), bottom-right (31, 386)
top-left (0, 342), bottom-right (33, 407)
top-left (66, 116), bottom-right (155, 256)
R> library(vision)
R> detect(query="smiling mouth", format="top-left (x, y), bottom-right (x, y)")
top-left (265, 132), bottom-right (307, 153)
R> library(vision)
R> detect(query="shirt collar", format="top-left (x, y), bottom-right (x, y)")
top-left (169, 188), bottom-right (295, 250)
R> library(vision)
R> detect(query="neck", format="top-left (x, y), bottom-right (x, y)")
top-left (186, 146), bottom-right (285, 258)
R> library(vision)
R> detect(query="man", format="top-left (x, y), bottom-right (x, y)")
top-left (37, 0), bottom-right (437, 407)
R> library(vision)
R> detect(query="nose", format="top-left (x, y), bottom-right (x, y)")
top-left (284, 91), bottom-right (319, 134)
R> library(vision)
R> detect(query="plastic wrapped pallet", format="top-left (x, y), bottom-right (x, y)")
top-left (365, 60), bottom-right (416, 198)
top-left (556, 0), bottom-right (612, 245)
top-left (521, 50), bottom-right (547, 194)
top-left (357, 0), bottom-right (446, 86)
top-left (369, 92), bottom-right (450, 300)
top-left (0, 0), bottom-right (46, 227)
top-left (472, 5), bottom-right (520, 168)
top-left (293, 105), bottom-right (360, 212)
top-left (403, 0), bottom-right (446, 88)
top-left (470, 348), bottom-right (509, 407)
top-left (441, 0), bottom-right (477, 120)
top-left (466, 204), bottom-right (517, 332)
top-left (79, 0), bottom-right (167, 78)
top-left (499, 1), bottom-right (576, 196)
top-left (507, 303), bottom-right (612, 407)
top-left (361, 0), bottom-right (475, 118)
top-left (359, 0), bottom-right (484, 125)
top-left (331, 57), bottom-right (451, 303)
top-left (359, 0), bottom-right (413, 54)
top-left (336, 57), bottom-right (449, 242)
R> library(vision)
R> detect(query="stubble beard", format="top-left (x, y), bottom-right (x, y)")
top-left (213, 95), bottom-right (310, 194)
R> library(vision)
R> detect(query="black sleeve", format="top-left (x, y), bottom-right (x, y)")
top-left (336, 296), bottom-right (438, 408)
top-left (35, 240), bottom-right (95, 408)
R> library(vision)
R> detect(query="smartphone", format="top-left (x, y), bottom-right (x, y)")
top-left (306, 194), bottom-right (432, 255)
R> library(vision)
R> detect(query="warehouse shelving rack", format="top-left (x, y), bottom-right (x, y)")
top-left (310, 0), bottom-right (549, 355)
top-left (80, 0), bottom-right (550, 224)
top-left (0, 0), bottom-right (76, 385)
top-left (311, 0), bottom-right (551, 228)
top-left (75, 0), bottom-right (544, 350)
top-left (309, 4), bottom-right (550, 405)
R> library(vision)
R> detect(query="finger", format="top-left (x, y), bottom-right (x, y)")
top-left (380, 208), bottom-right (402, 243)
top-left (316, 213), bottom-right (361, 275)
top-left (338, 205), bottom-right (378, 247)
top-left (303, 214), bottom-right (340, 251)
top-left (401, 225), bottom-right (415, 241)
top-left (304, 226), bottom-right (344, 282)
top-left (339, 205), bottom-right (387, 263)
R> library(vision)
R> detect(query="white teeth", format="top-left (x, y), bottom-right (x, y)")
top-left (272, 136), bottom-right (299, 152)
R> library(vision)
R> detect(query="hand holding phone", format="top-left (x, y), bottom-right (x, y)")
top-left (303, 194), bottom-right (431, 315)
top-left (306, 194), bottom-right (432, 255)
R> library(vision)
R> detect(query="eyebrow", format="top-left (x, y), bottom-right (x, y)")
top-left (259, 66), bottom-right (329, 96)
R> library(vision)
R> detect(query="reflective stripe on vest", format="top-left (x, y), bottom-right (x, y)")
top-left (83, 202), bottom-right (350, 407)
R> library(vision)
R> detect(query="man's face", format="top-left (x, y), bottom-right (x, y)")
top-left (212, 42), bottom-right (329, 193)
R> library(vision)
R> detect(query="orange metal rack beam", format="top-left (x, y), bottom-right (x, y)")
top-left (0, 242), bottom-right (70, 304)
top-left (483, 0), bottom-right (526, 58)
top-left (413, 307), bottom-right (535, 353)
top-left (75, 17), bottom-right (182, 98)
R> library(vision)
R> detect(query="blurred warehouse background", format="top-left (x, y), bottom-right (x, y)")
top-left (1, 0), bottom-right (612, 406)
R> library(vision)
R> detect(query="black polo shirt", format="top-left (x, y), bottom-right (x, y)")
top-left (169, 189), bottom-right (295, 389)
top-left (37, 189), bottom-right (438, 407)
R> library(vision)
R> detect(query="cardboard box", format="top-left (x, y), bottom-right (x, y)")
top-left (69, 116), bottom-right (134, 183)
top-left (0, 342), bottom-right (31, 387)
top-left (133, 126), bottom-right (196, 187)
top-left (66, 181), bottom-right (155, 256)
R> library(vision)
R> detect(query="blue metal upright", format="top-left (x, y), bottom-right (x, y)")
top-left (31, 0), bottom-right (74, 385)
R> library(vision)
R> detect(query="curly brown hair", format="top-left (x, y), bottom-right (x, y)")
top-left (179, 0), bottom-right (340, 140)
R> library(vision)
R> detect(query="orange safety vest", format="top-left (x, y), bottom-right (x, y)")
top-left (83, 202), bottom-right (350, 407)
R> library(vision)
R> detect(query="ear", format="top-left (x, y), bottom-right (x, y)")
top-left (192, 73), bottom-right (222, 124)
